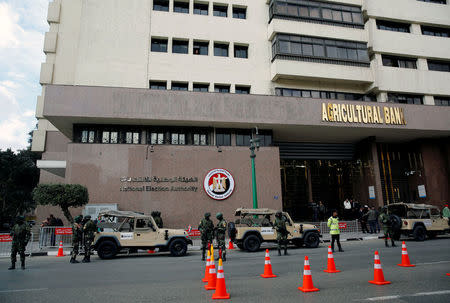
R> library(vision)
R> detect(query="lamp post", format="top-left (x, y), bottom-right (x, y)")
top-left (249, 128), bottom-right (260, 209)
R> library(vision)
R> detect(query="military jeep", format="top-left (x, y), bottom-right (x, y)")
top-left (93, 210), bottom-right (192, 259)
top-left (228, 208), bottom-right (321, 252)
top-left (385, 203), bottom-right (450, 241)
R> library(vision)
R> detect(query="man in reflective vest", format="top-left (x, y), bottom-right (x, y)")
top-left (328, 210), bottom-right (343, 252)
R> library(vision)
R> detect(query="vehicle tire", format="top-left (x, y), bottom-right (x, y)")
top-left (293, 239), bottom-right (304, 248)
top-left (243, 234), bottom-right (261, 252)
top-left (97, 240), bottom-right (118, 259)
top-left (413, 225), bottom-right (427, 241)
top-left (227, 222), bottom-right (237, 241)
top-left (303, 232), bottom-right (320, 248)
top-left (390, 215), bottom-right (402, 232)
top-left (169, 238), bottom-right (188, 257)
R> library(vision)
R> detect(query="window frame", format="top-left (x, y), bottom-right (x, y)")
top-left (214, 42), bottom-right (229, 57)
top-left (173, 0), bottom-right (190, 14)
top-left (213, 4), bottom-right (228, 17)
top-left (153, 0), bottom-right (169, 12)
top-left (172, 39), bottom-right (189, 54)
top-left (149, 81), bottom-right (167, 90)
top-left (151, 38), bottom-right (168, 53)
top-left (193, 41), bottom-right (209, 55)
top-left (214, 84), bottom-right (230, 93)
top-left (194, 2), bottom-right (209, 15)
top-left (171, 82), bottom-right (189, 91)
top-left (234, 44), bottom-right (248, 58)
top-left (232, 6), bottom-right (247, 19)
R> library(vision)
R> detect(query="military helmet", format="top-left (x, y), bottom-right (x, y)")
top-left (204, 212), bottom-right (211, 218)
top-left (85, 215), bottom-right (91, 220)
top-left (74, 215), bottom-right (82, 223)
top-left (275, 211), bottom-right (282, 218)
top-left (151, 211), bottom-right (157, 216)
top-left (216, 212), bottom-right (223, 220)
top-left (16, 216), bottom-right (25, 223)
top-left (156, 211), bottom-right (161, 216)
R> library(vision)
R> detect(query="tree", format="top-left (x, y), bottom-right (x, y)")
top-left (32, 184), bottom-right (89, 224)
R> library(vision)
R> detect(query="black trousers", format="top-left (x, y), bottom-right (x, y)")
top-left (331, 234), bottom-right (342, 251)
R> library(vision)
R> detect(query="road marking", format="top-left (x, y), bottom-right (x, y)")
top-left (415, 260), bottom-right (450, 265)
top-left (358, 290), bottom-right (450, 301)
top-left (0, 288), bottom-right (48, 293)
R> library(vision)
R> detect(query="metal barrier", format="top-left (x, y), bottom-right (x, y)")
top-left (0, 233), bottom-right (35, 258)
top-left (39, 226), bottom-right (73, 249)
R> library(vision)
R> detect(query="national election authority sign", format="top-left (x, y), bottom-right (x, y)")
top-left (203, 168), bottom-right (235, 200)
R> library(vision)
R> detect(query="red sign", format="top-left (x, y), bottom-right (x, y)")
top-left (55, 228), bottom-right (72, 235)
top-left (0, 234), bottom-right (12, 242)
top-left (339, 223), bottom-right (347, 229)
top-left (185, 229), bottom-right (201, 237)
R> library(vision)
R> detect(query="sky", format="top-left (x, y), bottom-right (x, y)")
top-left (0, 0), bottom-right (49, 151)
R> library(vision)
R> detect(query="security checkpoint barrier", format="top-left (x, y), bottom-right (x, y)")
top-left (39, 226), bottom-right (73, 249)
top-left (0, 233), bottom-right (35, 258)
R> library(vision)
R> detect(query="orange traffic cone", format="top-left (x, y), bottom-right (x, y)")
top-left (212, 258), bottom-right (230, 300)
top-left (369, 251), bottom-right (391, 285)
top-left (56, 241), bottom-right (64, 257)
top-left (205, 249), bottom-right (217, 290)
top-left (324, 246), bottom-right (341, 273)
top-left (298, 256), bottom-right (319, 292)
top-left (147, 249), bottom-right (155, 254)
top-left (260, 249), bottom-right (277, 278)
top-left (228, 240), bottom-right (235, 250)
top-left (202, 249), bottom-right (211, 282)
top-left (397, 242), bottom-right (415, 267)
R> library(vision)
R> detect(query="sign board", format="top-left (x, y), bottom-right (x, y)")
top-left (185, 229), bottom-right (201, 237)
top-left (261, 227), bottom-right (275, 235)
top-left (418, 185), bottom-right (426, 198)
top-left (55, 228), bottom-right (72, 235)
top-left (0, 234), bottom-right (12, 242)
top-left (338, 223), bottom-right (347, 229)
top-left (120, 232), bottom-right (134, 240)
top-left (368, 186), bottom-right (375, 200)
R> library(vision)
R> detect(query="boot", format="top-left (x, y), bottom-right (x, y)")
top-left (385, 241), bottom-right (389, 247)
top-left (391, 241), bottom-right (396, 247)
top-left (82, 256), bottom-right (89, 263)
top-left (201, 248), bottom-right (205, 261)
top-left (339, 248), bottom-right (344, 252)
top-left (8, 262), bottom-right (15, 270)
top-left (222, 252), bottom-right (226, 262)
top-left (278, 248), bottom-right (281, 256)
top-left (21, 260), bottom-right (25, 270)
top-left (70, 256), bottom-right (79, 263)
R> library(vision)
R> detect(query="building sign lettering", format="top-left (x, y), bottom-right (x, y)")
top-left (321, 103), bottom-right (407, 125)
top-left (119, 176), bottom-right (199, 192)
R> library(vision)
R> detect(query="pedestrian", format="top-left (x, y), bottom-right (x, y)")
top-left (367, 206), bottom-right (378, 234)
top-left (312, 203), bottom-right (319, 222)
top-left (82, 215), bottom-right (97, 263)
top-left (443, 204), bottom-right (450, 219)
top-left (375, 207), bottom-right (381, 233)
top-left (154, 211), bottom-right (163, 228)
top-left (379, 208), bottom-right (396, 247)
top-left (70, 216), bottom-right (83, 263)
top-left (343, 198), bottom-right (352, 220)
top-left (215, 213), bottom-right (227, 261)
top-left (328, 210), bottom-right (343, 252)
top-left (49, 214), bottom-right (57, 246)
top-left (8, 216), bottom-right (31, 270)
top-left (274, 211), bottom-right (289, 256)
top-left (358, 207), bottom-right (369, 233)
top-left (198, 212), bottom-right (214, 261)
top-left (318, 201), bottom-right (326, 221)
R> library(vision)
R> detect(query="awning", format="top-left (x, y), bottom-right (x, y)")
top-left (36, 160), bottom-right (66, 178)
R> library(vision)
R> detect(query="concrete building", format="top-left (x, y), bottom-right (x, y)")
top-left (33, 0), bottom-right (450, 227)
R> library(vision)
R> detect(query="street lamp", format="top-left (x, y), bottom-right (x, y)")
top-left (249, 128), bottom-right (260, 209)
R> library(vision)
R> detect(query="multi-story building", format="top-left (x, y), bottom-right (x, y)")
top-left (33, 0), bottom-right (450, 227)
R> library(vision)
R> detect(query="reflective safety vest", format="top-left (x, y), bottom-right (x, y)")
top-left (328, 217), bottom-right (340, 235)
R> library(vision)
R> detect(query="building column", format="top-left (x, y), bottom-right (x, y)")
top-left (370, 140), bottom-right (384, 207)
top-left (417, 58), bottom-right (428, 71)
top-left (410, 23), bottom-right (422, 35)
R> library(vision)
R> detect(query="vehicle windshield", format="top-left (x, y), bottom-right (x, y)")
top-left (387, 204), bottom-right (407, 217)
top-left (97, 216), bottom-right (134, 232)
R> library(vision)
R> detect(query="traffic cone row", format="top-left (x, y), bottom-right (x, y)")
top-left (56, 241), bottom-right (64, 257)
top-left (202, 245), bottom-right (231, 300)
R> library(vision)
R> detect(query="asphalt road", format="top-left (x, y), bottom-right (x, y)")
top-left (1, 238), bottom-right (449, 303)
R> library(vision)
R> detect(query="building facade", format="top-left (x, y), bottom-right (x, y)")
top-left (33, 0), bottom-right (450, 227)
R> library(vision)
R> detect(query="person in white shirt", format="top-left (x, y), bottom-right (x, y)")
top-left (343, 199), bottom-right (352, 220)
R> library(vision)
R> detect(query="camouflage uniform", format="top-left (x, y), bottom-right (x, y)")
top-left (198, 212), bottom-right (214, 261)
top-left (82, 216), bottom-right (97, 262)
top-left (70, 216), bottom-right (83, 263)
top-left (9, 217), bottom-right (31, 270)
top-left (153, 211), bottom-right (163, 228)
top-left (274, 211), bottom-right (288, 256)
top-left (215, 213), bottom-right (227, 261)
top-left (379, 210), bottom-right (396, 247)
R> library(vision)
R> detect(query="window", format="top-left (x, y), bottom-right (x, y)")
top-left (421, 25), bottom-right (450, 37)
top-left (417, 0), bottom-right (446, 4)
top-left (171, 133), bottom-right (186, 145)
top-left (213, 4), bottom-right (228, 17)
top-left (193, 133), bottom-right (208, 145)
top-left (151, 132), bottom-right (165, 144)
top-left (272, 34), bottom-right (369, 65)
top-left (258, 133), bottom-right (273, 147)
top-left (382, 55), bottom-right (417, 69)
top-left (388, 93), bottom-right (423, 105)
top-left (149, 81), bottom-right (167, 90)
top-left (236, 132), bottom-right (251, 146)
top-left (194, 2), bottom-right (208, 15)
top-left (151, 38), bottom-right (168, 52)
top-left (171, 82), bottom-right (188, 91)
top-left (193, 83), bottom-right (209, 92)
top-left (172, 39), bottom-right (189, 54)
top-left (153, 0), bottom-right (169, 12)
top-left (376, 20), bottom-right (410, 33)
top-left (233, 6), bottom-right (246, 19)
top-left (102, 131), bottom-right (118, 144)
top-left (81, 130), bottom-right (95, 143)
top-left (125, 132), bottom-right (140, 144)
top-left (214, 43), bottom-right (228, 57)
top-left (193, 41), bottom-right (209, 55)
top-left (216, 132), bottom-right (231, 146)
top-left (235, 86), bottom-right (250, 94)
top-left (428, 60), bottom-right (450, 72)
top-left (174, 1), bottom-right (189, 13)
top-left (234, 45), bottom-right (248, 58)
top-left (214, 85), bottom-right (230, 93)
top-left (275, 88), bottom-right (376, 101)
top-left (434, 97), bottom-right (450, 106)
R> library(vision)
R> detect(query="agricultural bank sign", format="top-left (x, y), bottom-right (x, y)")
top-left (321, 103), bottom-right (407, 125)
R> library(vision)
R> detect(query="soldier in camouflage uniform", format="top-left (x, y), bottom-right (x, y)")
top-left (379, 208), bottom-right (396, 247)
top-left (274, 211), bottom-right (289, 256)
top-left (153, 211), bottom-right (163, 228)
top-left (215, 213), bottom-right (227, 261)
top-left (70, 216), bottom-right (83, 263)
top-left (198, 212), bottom-right (214, 261)
top-left (8, 216), bottom-right (31, 270)
top-left (82, 215), bottom-right (97, 263)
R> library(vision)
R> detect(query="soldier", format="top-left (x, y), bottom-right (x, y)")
top-left (198, 212), bottom-right (214, 261)
top-left (274, 211), bottom-right (289, 256)
top-left (70, 215), bottom-right (83, 263)
top-left (379, 208), bottom-right (396, 247)
top-left (82, 215), bottom-right (97, 263)
top-left (261, 214), bottom-right (272, 227)
top-left (215, 213), bottom-right (227, 261)
top-left (153, 211), bottom-right (163, 228)
top-left (8, 216), bottom-right (31, 270)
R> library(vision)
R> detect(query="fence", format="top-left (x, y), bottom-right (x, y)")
top-left (0, 233), bottom-right (35, 258)
top-left (39, 227), bottom-right (73, 249)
